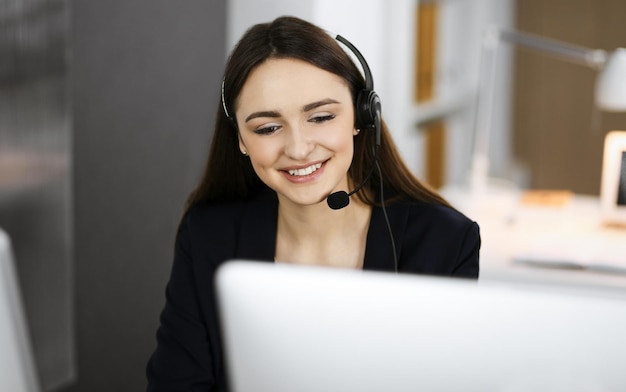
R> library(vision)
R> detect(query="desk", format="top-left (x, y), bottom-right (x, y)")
top-left (442, 185), bottom-right (626, 294)
top-left (0, 228), bottom-right (40, 392)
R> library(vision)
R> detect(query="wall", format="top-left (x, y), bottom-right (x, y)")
top-left (65, 1), bottom-right (226, 391)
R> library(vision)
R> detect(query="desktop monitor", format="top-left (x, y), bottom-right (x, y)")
top-left (215, 260), bottom-right (626, 392)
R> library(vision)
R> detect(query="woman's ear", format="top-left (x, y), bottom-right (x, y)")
top-left (238, 135), bottom-right (248, 156)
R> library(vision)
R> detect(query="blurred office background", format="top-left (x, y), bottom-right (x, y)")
top-left (1, 0), bottom-right (73, 390)
top-left (0, 0), bottom-right (625, 391)
top-left (2, 0), bottom-right (224, 391)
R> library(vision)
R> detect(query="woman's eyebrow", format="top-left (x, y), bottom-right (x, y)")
top-left (245, 110), bottom-right (281, 123)
top-left (302, 98), bottom-right (340, 112)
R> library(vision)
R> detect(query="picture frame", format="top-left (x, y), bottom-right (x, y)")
top-left (600, 130), bottom-right (626, 226)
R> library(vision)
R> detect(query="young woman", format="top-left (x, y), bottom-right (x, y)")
top-left (147, 15), bottom-right (480, 391)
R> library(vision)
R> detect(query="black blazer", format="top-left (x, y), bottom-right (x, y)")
top-left (146, 187), bottom-right (480, 391)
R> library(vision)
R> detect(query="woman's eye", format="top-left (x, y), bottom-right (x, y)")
top-left (253, 125), bottom-right (281, 135)
top-left (309, 114), bottom-right (335, 124)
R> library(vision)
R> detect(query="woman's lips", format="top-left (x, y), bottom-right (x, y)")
top-left (281, 160), bottom-right (327, 183)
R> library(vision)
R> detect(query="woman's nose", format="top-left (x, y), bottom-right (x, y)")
top-left (283, 126), bottom-right (314, 160)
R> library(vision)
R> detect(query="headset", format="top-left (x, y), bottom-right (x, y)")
top-left (334, 35), bottom-right (382, 147)
top-left (324, 35), bottom-right (381, 211)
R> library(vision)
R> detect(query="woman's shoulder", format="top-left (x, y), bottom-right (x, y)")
top-left (390, 196), bottom-right (477, 231)
top-left (376, 193), bottom-right (480, 278)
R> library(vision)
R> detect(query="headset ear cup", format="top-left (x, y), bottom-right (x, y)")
top-left (356, 90), bottom-right (374, 129)
top-left (356, 90), bottom-right (381, 131)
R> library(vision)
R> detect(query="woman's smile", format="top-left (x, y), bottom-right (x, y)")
top-left (281, 160), bottom-right (327, 183)
top-left (287, 162), bottom-right (323, 177)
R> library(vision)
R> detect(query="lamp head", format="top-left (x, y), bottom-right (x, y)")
top-left (595, 48), bottom-right (626, 112)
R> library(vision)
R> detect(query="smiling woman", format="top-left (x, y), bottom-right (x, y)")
top-left (146, 15), bottom-right (481, 392)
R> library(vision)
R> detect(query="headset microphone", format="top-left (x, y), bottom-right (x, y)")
top-left (327, 35), bottom-right (381, 210)
top-left (327, 145), bottom-right (379, 210)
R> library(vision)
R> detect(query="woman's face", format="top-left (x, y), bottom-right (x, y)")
top-left (235, 58), bottom-right (357, 207)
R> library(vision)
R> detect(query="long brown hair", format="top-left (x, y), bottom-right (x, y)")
top-left (186, 16), bottom-right (449, 209)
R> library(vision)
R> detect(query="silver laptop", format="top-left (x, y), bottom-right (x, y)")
top-left (215, 260), bottom-right (626, 392)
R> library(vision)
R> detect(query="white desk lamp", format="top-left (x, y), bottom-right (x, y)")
top-left (471, 26), bottom-right (626, 192)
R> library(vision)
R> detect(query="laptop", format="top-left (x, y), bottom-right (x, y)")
top-left (215, 260), bottom-right (626, 392)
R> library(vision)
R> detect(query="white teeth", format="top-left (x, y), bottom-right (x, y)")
top-left (288, 163), bottom-right (322, 176)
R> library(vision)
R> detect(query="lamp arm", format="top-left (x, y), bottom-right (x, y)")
top-left (498, 28), bottom-right (607, 70)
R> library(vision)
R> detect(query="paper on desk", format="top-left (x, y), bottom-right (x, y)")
top-left (513, 231), bottom-right (626, 274)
